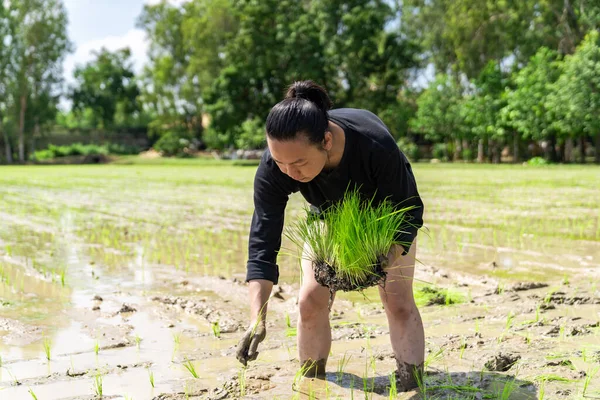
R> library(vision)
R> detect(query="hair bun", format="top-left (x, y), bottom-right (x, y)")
top-left (286, 80), bottom-right (333, 112)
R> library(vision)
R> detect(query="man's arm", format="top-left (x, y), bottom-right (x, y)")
top-left (249, 279), bottom-right (273, 323)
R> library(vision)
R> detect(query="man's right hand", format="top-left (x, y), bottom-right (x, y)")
top-left (235, 321), bottom-right (267, 366)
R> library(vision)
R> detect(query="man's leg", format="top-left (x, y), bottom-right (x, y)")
top-left (378, 240), bottom-right (424, 391)
top-left (297, 243), bottom-right (334, 378)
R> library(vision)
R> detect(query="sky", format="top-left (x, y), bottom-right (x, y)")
top-left (62, 0), bottom-right (188, 83)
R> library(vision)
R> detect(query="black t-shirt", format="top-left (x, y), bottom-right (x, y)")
top-left (246, 108), bottom-right (424, 284)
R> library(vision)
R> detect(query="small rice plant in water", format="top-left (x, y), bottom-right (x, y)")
top-left (211, 321), bottom-right (221, 339)
top-left (43, 338), bottom-right (51, 361)
top-left (336, 352), bottom-right (351, 383)
top-left (28, 388), bottom-right (38, 400)
top-left (148, 368), bottom-right (155, 388)
top-left (388, 372), bottom-right (397, 398)
top-left (239, 367), bottom-right (247, 397)
top-left (183, 359), bottom-right (199, 378)
top-left (93, 372), bottom-right (103, 396)
top-left (286, 189), bottom-right (415, 294)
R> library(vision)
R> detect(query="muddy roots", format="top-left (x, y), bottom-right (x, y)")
top-left (314, 255), bottom-right (388, 309)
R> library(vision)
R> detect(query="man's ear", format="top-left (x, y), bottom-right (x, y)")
top-left (322, 130), bottom-right (334, 151)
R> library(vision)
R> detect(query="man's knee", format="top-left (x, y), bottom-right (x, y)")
top-left (384, 299), bottom-right (418, 322)
top-left (298, 291), bottom-right (329, 321)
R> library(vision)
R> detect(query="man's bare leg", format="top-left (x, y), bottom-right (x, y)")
top-left (378, 240), bottom-right (424, 391)
top-left (297, 244), bottom-right (334, 378)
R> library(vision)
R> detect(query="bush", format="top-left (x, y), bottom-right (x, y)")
top-left (432, 143), bottom-right (448, 161)
top-left (32, 143), bottom-right (109, 161)
top-left (526, 156), bottom-right (549, 166)
top-left (235, 118), bottom-right (266, 150)
top-left (153, 131), bottom-right (192, 157)
top-left (462, 148), bottom-right (474, 162)
top-left (203, 127), bottom-right (233, 151)
top-left (396, 138), bottom-right (421, 162)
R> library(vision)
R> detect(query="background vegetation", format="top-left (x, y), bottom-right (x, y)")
top-left (1, 0), bottom-right (600, 163)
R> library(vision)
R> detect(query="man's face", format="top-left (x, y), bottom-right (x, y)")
top-left (267, 134), bottom-right (329, 182)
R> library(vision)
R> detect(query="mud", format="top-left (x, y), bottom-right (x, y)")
top-left (1, 165), bottom-right (600, 399)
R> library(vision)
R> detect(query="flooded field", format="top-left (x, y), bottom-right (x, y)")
top-left (0, 162), bottom-right (599, 399)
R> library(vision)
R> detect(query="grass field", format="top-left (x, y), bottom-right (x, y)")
top-left (0, 160), bottom-right (599, 399)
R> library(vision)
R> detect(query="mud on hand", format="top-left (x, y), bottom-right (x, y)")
top-left (235, 322), bottom-right (266, 366)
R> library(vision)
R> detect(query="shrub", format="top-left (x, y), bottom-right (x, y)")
top-left (526, 156), bottom-right (549, 166)
top-left (397, 138), bottom-right (421, 162)
top-left (153, 131), bottom-right (192, 157)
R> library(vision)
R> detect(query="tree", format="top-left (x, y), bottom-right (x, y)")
top-left (71, 48), bottom-right (141, 130)
top-left (203, 0), bottom-right (328, 142)
top-left (411, 74), bottom-right (465, 160)
top-left (0, 1), bottom-right (15, 163)
top-left (311, 0), bottom-right (419, 113)
top-left (548, 31), bottom-right (600, 164)
top-left (461, 62), bottom-right (509, 163)
top-left (11, 0), bottom-right (72, 162)
top-left (501, 48), bottom-right (563, 162)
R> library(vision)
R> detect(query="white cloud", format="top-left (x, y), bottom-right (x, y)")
top-left (63, 28), bottom-right (148, 84)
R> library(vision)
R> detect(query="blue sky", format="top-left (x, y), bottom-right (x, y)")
top-left (62, 0), bottom-right (188, 82)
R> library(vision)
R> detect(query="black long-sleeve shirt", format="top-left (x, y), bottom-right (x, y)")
top-left (246, 108), bottom-right (424, 284)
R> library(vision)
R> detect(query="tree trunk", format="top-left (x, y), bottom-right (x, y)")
top-left (548, 132), bottom-right (558, 163)
top-left (579, 135), bottom-right (586, 164)
top-left (30, 121), bottom-right (39, 162)
top-left (453, 138), bottom-right (462, 161)
top-left (513, 132), bottom-right (520, 163)
top-left (1, 121), bottom-right (12, 164)
top-left (477, 139), bottom-right (485, 163)
top-left (18, 93), bottom-right (27, 163)
top-left (565, 138), bottom-right (574, 163)
top-left (595, 132), bottom-right (600, 164)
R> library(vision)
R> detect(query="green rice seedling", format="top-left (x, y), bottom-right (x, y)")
top-left (124, 395), bottom-right (132, 400)
top-left (539, 379), bottom-right (546, 400)
top-left (94, 340), bottom-right (99, 356)
top-left (183, 359), bottom-right (199, 378)
top-left (43, 338), bottom-right (51, 361)
top-left (135, 334), bottom-right (141, 349)
top-left (388, 372), bottom-right (397, 399)
top-left (534, 374), bottom-right (574, 383)
top-left (424, 346), bottom-right (444, 370)
top-left (93, 372), bottom-right (103, 396)
top-left (239, 367), bottom-right (247, 397)
top-left (28, 388), bottom-right (38, 400)
top-left (562, 274), bottom-right (569, 285)
top-left (582, 366), bottom-right (599, 397)
top-left (336, 352), bottom-right (351, 383)
top-left (505, 312), bottom-right (515, 330)
top-left (459, 337), bottom-right (467, 359)
top-left (211, 321), bottom-right (221, 338)
top-left (285, 312), bottom-right (297, 337)
top-left (60, 268), bottom-right (66, 287)
top-left (148, 368), bottom-right (155, 388)
top-left (286, 189), bottom-right (415, 291)
top-left (497, 376), bottom-right (516, 400)
top-left (173, 332), bottom-right (181, 347)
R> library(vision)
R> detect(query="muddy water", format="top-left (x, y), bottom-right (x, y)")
top-left (1, 165), bottom-right (599, 399)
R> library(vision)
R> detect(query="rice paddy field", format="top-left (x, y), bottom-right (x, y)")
top-left (0, 160), bottom-right (599, 400)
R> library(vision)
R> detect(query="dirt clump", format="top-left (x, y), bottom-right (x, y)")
top-left (510, 282), bottom-right (549, 291)
top-left (484, 352), bottom-right (521, 371)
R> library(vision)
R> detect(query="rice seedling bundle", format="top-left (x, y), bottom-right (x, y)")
top-left (287, 189), bottom-right (416, 299)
